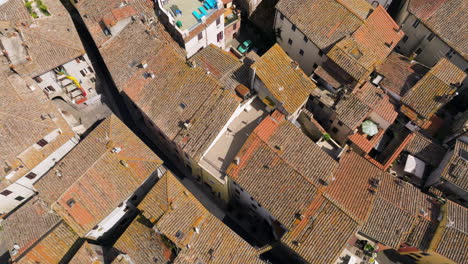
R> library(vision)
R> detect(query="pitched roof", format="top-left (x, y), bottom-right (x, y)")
top-left (2, 196), bottom-right (62, 260)
top-left (138, 172), bottom-right (263, 264)
top-left (107, 214), bottom-right (172, 264)
top-left (252, 44), bottom-right (316, 114)
top-left (404, 132), bottom-right (446, 167)
top-left (434, 201), bottom-right (468, 263)
top-left (281, 196), bottom-right (359, 264)
top-left (353, 82), bottom-right (398, 124)
top-left (324, 151), bottom-right (384, 223)
top-left (335, 94), bottom-right (370, 129)
top-left (276, 0), bottom-right (372, 50)
top-left (34, 115), bottom-right (163, 236)
top-left (360, 172), bottom-right (434, 248)
top-left (401, 58), bottom-right (466, 119)
top-left (1, 0), bottom-right (85, 76)
top-left (408, 0), bottom-right (468, 59)
top-left (226, 113), bottom-right (338, 229)
top-left (376, 52), bottom-right (429, 97)
top-left (0, 61), bottom-right (74, 186)
top-left (326, 5), bottom-right (403, 81)
top-left (440, 139), bottom-right (468, 191)
top-left (17, 221), bottom-right (81, 264)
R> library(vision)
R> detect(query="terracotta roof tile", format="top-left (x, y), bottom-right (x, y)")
top-left (324, 151), bottom-right (384, 222)
top-left (252, 44), bottom-right (316, 114)
top-left (335, 95), bottom-right (370, 129)
top-left (0, 63), bottom-right (74, 184)
top-left (404, 132), bottom-right (446, 167)
top-left (409, 0), bottom-right (468, 59)
top-left (34, 115), bottom-right (162, 236)
top-left (227, 114), bottom-right (338, 229)
top-left (376, 52), bottom-right (429, 97)
top-left (402, 58), bottom-right (466, 120)
top-left (276, 0), bottom-right (371, 50)
top-left (440, 139), bottom-right (468, 191)
top-left (138, 172), bottom-right (263, 264)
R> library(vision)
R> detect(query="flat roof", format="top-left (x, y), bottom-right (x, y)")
top-left (199, 98), bottom-right (267, 181)
top-left (163, 0), bottom-right (219, 31)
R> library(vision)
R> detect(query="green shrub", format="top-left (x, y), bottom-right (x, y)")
top-left (323, 133), bottom-right (331, 141)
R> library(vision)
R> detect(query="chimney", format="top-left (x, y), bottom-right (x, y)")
top-left (234, 157), bottom-right (240, 165)
top-left (141, 60), bottom-right (148, 69)
top-left (187, 59), bottom-right (197, 68)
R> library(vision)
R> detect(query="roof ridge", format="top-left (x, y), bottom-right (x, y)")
top-left (335, 0), bottom-right (368, 21)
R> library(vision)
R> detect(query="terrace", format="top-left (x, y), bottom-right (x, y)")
top-left (160, 0), bottom-right (220, 31)
top-left (199, 98), bottom-right (267, 181)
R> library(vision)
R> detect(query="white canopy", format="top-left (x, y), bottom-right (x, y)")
top-left (404, 155), bottom-right (426, 178)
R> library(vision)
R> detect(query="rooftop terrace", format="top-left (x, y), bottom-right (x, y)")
top-left (161, 0), bottom-right (219, 31)
top-left (199, 98), bottom-right (267, 181)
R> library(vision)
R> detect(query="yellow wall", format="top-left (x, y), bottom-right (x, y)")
top-left (399, 250), bottom-right (456, 264)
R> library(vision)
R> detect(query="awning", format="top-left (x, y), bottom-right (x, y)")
top-left (404, 155), bottom-right (426, 178)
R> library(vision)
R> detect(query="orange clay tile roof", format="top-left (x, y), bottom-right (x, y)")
top-left (408, 0), bottom-right (468, 59)
top-left (335, 94), bottom-right (371, 129)
top-left (107, 214), bottom-right (172, 264)
top-left (281, 196), bottom-right (359, 264)
top-left (353, 82), bottom-right (398, 124)
top-left (252, 44), bottom-right (317, 114)
top-left (440, 139), bottom-right (468, 192)
top-left (75, 0), bottom-right (158, 48)
top-left (34, 115), bottom-right (163, 236)
top-left (324, 151), bottom-right (384, 223)
top-left (226, 113), bottom-right (338, 229)
top-left (348, 128), bottom-right (385, 154)
top-left (68, 241), bottom-right (101, 264)
top-left (433, 201), bottom-right (468, 263)
top-left (18, 221), bottom-right (81, 264)
top-left (360, 172), bottom-right (434, 248)
top-left (401, 58), bottom-right (467, 120)
top-left (276, 0), bottom-right (372, 50)
top-left (404, 132), bottom-right (446, 167)
top-left (104, 23), bottom-right (240, 161)
top-left (3, 0), bottom-right (85, 77)
top-left (191, 44), bottom-right (251, 91)
top-left (2, 196), bottom-right (62, 261)
top-left (0, 62), bottom-right (74, 186)
top-left (138, 172), bottom-right (263, 264)
top-left (376, 52), bottom-right (429, 97)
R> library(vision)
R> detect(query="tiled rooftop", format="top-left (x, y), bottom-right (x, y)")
top-left (138, 171), bottom-right (263, 264)
top-left (409, 0), bottom-right (468, 59)
top-left (227, 112), bottom-right (338, 229)
top-left (404, 132), bottom-right (446, 167)
top-left (0, 61), bottom-right (74, 186)
top-left (376, 52), bottom-right (429, 97)
top-left (276, 0), bottom-right (371, 50)
top-left (252, 44), bottom-right (317, 114)
top-left (441, 138), bottom-right (468, 191)
top-left (33, 115), bottom-right (163, 236)
top-left (402, 58), bottom-right (466, 120)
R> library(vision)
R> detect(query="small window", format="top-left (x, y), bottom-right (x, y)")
top-left (25, 172), bottom-right (37, 179)
top-left (233, 23), bottom-right (237, 30)
top-left (291, 25), bottom-right (296, 31)
top-left (37, 139), bottom-right (48, 147)
top-left (415, 48), bottom-right (423, 55)
top-left (427, 33), bottom-right (435, 41)
top-left (235, 189), bottom-right (240, 195)
top-left (217, 31), bottom-right (223, 42)
top-left (318, 102), bottom-right (324, 108)
top-left (90, 77), bottom-right (96, 83)
top-left (216, 17), bottom-right (221, 26)
top-left (313, 63), bottom-right (318, 69)
top-left (45, 85), bottom-right (55, 92)
top-left (402, 35), bottom-right (408, 42)
top-left (303, 36), bottom-right (308, 43)
top-left (80, 70), bottom-right (86, 77)
top-left (318, 50), bottom-right (323, 56)
top-left (251, 203), bottom-right (258, 209)
top-left (412, 20), bottom-right (420, 28)
top-left (15, 196), bottom-right (25, 201)
top-left (332, 127), bottom-right (338, 133)
top-left (66, 198), bottom-right (76, 207)
top-left (280, 14), bottom-right (284, 20)
top-left (88, 67), bottom-right (94, 73)
top-left (34, 76), bottom-right (43, 83)
top-left (299, 49), bottom-right (304, 56)
top-left (338, 121), bottom-right (343, 127)
top-left (446, 49), bottom-right (454, 58)
top-left (198, 33), bottom-right (203, 41)
top-left (288, 38), bottom-right (293, 45)
top-left (179, 103), bottom-right (187, 110)
top-left (1, 190), bottom-right (12, 196)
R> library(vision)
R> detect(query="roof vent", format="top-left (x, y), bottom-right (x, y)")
top-left (420, 209), bottom-right (428, 217)
top-left (291, 61), bottom-right (299, 70)
top-left (446, 218), bottom-right (455, 228)
top-left (234, 157), bottom-right (240, 165)
top-left (183, 121), bottom-right (192, 129)
top-left (263, 164), bottom-right (271, 169)
top-left (146, 72), bottom-right (155, 79)
top-left (55, 169), bottom-right (62, 177)
top-left (274, 145), bottom-right (283, 151)
top-left (194, 227), bottom-right (200, 234)
top-left (112, 147), bottom-right (122, 153)
top-left (385, 41), bottom-right (393, 48)
top-left (120, 160), bottom-right (129, 168)
top-left (295, 213), bottom-right (304, 220)
top-left (279, 86), bottom-right (284, 91)
top-left (187, 59), bottom-right (197, 68)
top-left (186, 244), bottom-right (191, 249)
top-left (140, 61), bottom-right (148, 69)
top-left (11, 243), bottom-right (20, 256)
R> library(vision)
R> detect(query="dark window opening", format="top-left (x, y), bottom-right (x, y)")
top-left (338, 121), bottom-right (343, 127)
top-left (299, 49), bottom-right (304, 56)
top-left (427, 33), bottom-right (435, 41)
top-left (15, 196), bottom-right (25, 201)
top-left (288, 38), bottom-right (293, 45)
top-left (332, 127), bottom-right (338, 133)
top-left (37, 139), bottom-right (48, 147)
top-left (198, 33), bottom-right (203, 41)
top-left (66, 198), bottom-right (76, 207)
top-left (280, 14), bottom-right (284, 20)
top-left (291, 25), bottom-right (296, 31)
top-left (25, 172), bottom-right (37, 179)
top-left (303, 36), bottom-right (308, 43)
top-left (412, 20), bottom-right (420, 28)
top-left (402, 35), bottom-right (408, 42)
top-left (1, 190), bottom-right (12, 196)
top-left (319, 50), bottom-right (323, 56)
